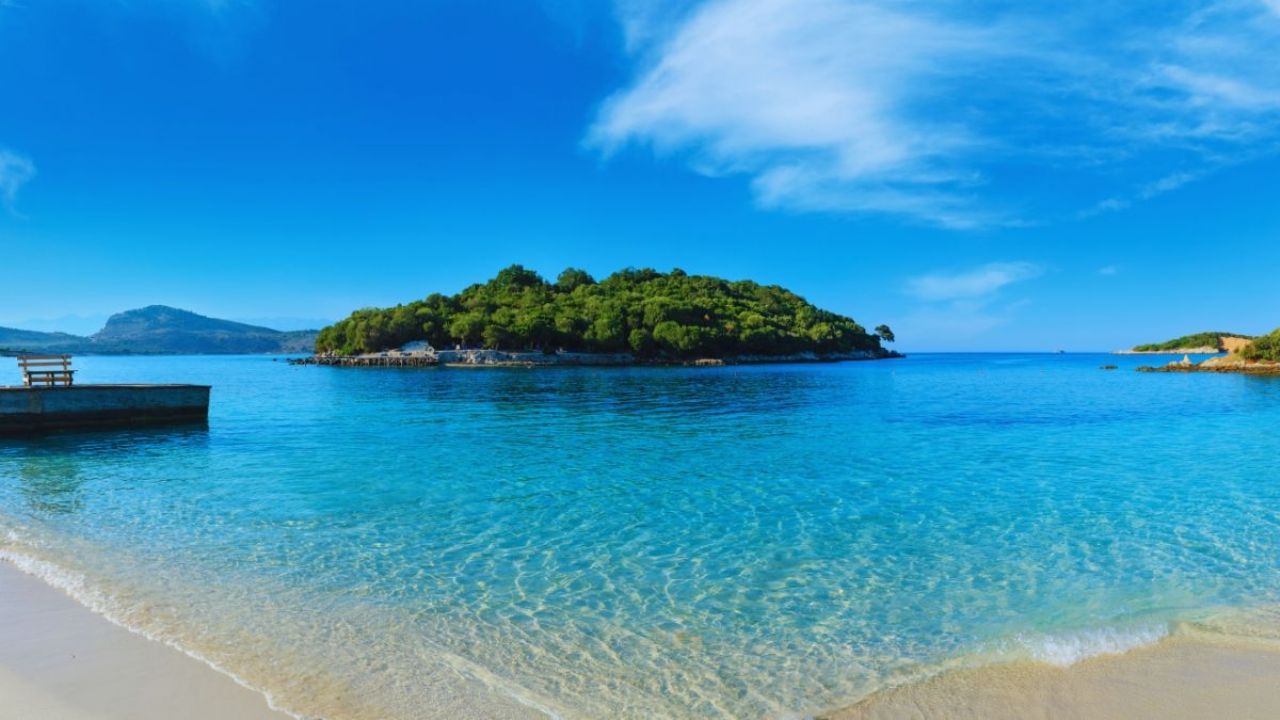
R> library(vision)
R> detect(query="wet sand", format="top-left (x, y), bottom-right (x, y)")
top-left (824, 632), bottom-right (1280, 720)
top-left (0, 560), bottom-right (288, 720)
top-left (8, 549), bottom-right (1280, 720)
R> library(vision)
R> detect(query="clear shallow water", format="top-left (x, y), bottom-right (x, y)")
top-left (2, 354), bottom-right (1280, 718)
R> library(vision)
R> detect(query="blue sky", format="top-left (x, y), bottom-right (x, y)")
top-left (1, 0), bottom-right (1278, 350)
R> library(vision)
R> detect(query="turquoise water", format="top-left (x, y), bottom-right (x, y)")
top-left (2, 354), bottom-right (1280, 719)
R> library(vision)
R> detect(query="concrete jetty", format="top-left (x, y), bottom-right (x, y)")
top-left (0, 385), bottom-right (211, 435)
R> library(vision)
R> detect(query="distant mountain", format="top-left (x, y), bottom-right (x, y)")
top-left (0, 327), bottom-right (89, 354)
top-left (2, 313), bottom-right (110, 336)
top-left (0, 306), bottom-right (318, 355)
top-left (92, 306), bottom-right (315, 353)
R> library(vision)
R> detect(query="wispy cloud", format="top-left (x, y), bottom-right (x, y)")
top-left (1098, 265), bottom-right (1120, 276)
top-left (609, 0), bottom-right (700, 51)
top-left (0, 148), bottom-right (35, 214)
top-left (1081, 170), bottom-right (1204, 216)
top-left (898, 261), bottom-right (1042, 343)
top-left (905, 262), bottom-right (1043, 302)
top-left (590, 0), bottom-right (1280, 227)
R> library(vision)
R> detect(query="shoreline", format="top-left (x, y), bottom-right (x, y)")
top-left (6, 554), bottom-right (1280, 720)
top-left (0, 558), bottom-right (290, 720)
top-left (1137, 355), bottom-right (1280, 375)
top-left (290, 348), bottom-right (902, 368)
top-left (823, 628), bottom-right (1280, 719)
top-left (1139, 364), bottom-right (1280, 375)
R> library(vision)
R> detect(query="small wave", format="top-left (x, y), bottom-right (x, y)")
top-left (1004, 623), bottom-right (1170, 666)
top-left (0, 546), bottom-right (312, 720)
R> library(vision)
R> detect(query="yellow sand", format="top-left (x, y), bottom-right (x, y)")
top-left (1221, 336), bottom-right (1253, 354)
top-left (0, 560), bottom-right (289, 720)
top-left (824, 633), bottom-right (1280, 720)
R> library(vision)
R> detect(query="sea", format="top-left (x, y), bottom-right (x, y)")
top-left (2, 353), bottom-right (1279, 719)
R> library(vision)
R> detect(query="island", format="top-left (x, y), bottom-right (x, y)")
top-left (1116, 331), bottom-right (1254, 355)
top-left (1137, 328), bottom-right (1280, 375)
top-left (303, 265), bottom-right (901, 367)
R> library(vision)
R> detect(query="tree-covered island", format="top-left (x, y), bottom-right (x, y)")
top-left (1129, 331), bottom-right (1252, 353)
top-left (315, 266), bottom-right (899, 363)
top-left (1136, 326), bottom-right (1280, 374)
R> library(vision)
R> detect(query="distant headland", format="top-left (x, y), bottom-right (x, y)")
top-left (0, 306), bottom-right (318, 356)
top-left (306, 265), bottom-right (901, 367)
top-left (1115, 331), bottom-right (1254, 355)
top-left (1135, 328), bottom-right (1280, 375)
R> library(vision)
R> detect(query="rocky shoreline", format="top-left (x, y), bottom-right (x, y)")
top-left (1137, 354), bottom-right (1280, 375)
top-left (289, 348), bottom-right (902, 368)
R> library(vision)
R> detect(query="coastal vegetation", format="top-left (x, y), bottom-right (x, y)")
top-left (1132, 331), bottom-right (1250, 352)
top-left (1137, 327), bottom-right (1280, 374)
top-left (1242, 328), bottom-right (1280, 362)
top-left (316, 265), bottom-right (892, 359)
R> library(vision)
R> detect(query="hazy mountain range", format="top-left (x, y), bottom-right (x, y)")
top-left (0, 306), bottom-right (319, 355)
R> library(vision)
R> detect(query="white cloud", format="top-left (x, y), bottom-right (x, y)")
top-left (897, 260), bottom-right (1042, 344)
top-left (905, 262), bottom-right (1042, 302)
top-left (591, 0), bottom-right (1280, 227)
top-left (1081, 170), bottom-right (1203, 216)
top-left (897, 298), bottom-right (1029, 346)
top-left (589, 0), bottom-right (1014, 228)
top-left (609, 0), bottom-right (700, 51)
top-left (0, 149), bottom-right (35, 213)
top-left (1098, 265), bottom-right (1120, 276)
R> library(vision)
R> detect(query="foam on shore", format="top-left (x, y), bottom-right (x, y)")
top-left (0, 556), bottom-right (293, 720)
top-left (1001, 623), bottom-right (1171, 666)
top-left (0, 529), bottom-right (306, 717)
top-left (9, 531), bottom-right (1280, 720)
top-left (823, 619), bottom-right (1280, 720)
top-left (0, 528), bottom-right (563, 720)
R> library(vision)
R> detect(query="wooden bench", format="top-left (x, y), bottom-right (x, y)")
top-left (18, 354), bottom-right (76, 387)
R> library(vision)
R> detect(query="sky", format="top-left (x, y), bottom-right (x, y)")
top-left (1, 0), bottom-right (1279, 350)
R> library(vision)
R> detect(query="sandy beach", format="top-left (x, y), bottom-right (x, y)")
top-left (7, 554), bottom-right (1280, 719)
top-left (825, 631), bottom-right (1280, 720)
top-left (0, 560), bottom-right (288, 720)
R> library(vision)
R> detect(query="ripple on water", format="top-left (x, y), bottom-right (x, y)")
top-left (2, 354), bottom-right (1280, 718)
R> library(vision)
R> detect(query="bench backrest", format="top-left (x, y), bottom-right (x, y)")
top-left (17, 355), bottom-right (75, 387)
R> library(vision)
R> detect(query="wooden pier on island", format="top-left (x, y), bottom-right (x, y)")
top-left (0, 355), bottom-right (210, 435)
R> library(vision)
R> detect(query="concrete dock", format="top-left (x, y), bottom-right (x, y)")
top-left (0, 385), bottom-right (211, 435)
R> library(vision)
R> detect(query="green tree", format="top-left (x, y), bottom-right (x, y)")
top-left (449, 312), bottom-right (486, 346)
top-left (628, 328), bottom-right (654, 354)
top-left (556, 268), bottom-right (595, 292)
top-left (1243, 329), bottom-right (1280, 362)
top-left (314, 266), bottom-right (892, 358)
